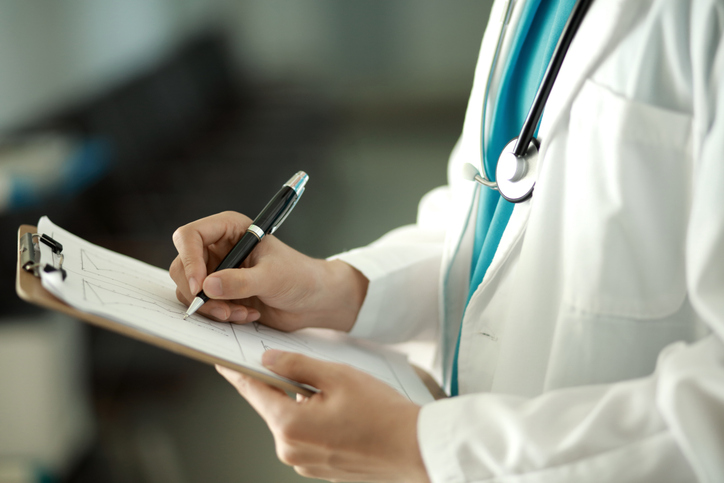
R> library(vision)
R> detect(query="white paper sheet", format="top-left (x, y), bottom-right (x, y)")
top-left (37, 217), bottom-right (433, 404)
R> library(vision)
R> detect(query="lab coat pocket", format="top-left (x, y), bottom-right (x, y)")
top-left (562, 79), bottom-right (693, 319)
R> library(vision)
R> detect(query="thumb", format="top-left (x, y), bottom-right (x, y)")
top-left (203, 264), bottom-right (269, 300)
top-left (262, 350), bottom-right (340, 389)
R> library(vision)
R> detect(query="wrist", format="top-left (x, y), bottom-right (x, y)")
top-left (317, 260), bottom-right (368, 332)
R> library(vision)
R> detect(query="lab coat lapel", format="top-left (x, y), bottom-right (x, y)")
top-left (537, 0), bottom-right (632, 146)
top-left (437, 0), bottom-right (515, 390)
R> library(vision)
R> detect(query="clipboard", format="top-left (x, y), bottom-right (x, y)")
top-left (15, 224), bottom-right (317, 396)
top-left (16, 223), bottom-right (446, 401)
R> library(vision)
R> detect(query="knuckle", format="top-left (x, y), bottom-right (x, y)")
top-left (326, 451), bottom-right (345, 470)
top-left (221, 211), bottom-right (248, 231)
top-left (229, 211), bottom-right (252, 224)
top-left (271, 406), bottom-right (311, 443)
top-left (168, 258), bottom-right (180, 278)
top-left (180, 254), bottom-right (199, 272)
top-left (277, 417), bottom-right (304, 442)
top-left (276, 443), bottom-right (303, 467)
top-left (275, 352), bottom-right (297, 372)
top-left (171, 226), bottom-right (188, 245)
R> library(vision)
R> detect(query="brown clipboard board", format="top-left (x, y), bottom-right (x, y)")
top-left (15, 224), bottom-right (318, 396)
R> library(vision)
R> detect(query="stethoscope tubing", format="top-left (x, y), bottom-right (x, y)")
top-left (513, 0), bottom-right (595, 157)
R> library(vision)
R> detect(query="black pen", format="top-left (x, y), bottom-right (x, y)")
top-left (183, 171), bottom-right (309, 319)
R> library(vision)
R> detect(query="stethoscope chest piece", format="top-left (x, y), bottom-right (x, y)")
top-left (496, 137), bottom-right (540, 203)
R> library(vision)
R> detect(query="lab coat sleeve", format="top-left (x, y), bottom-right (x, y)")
top-left (418, 10), bottom-right (724, 481)
top-left (330, 182), bottom-right (451, 343)
top-left (418, 336), bottom-right (723, 482)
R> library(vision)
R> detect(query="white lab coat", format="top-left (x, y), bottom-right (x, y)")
top-left (334, 0), bottom-right (724, 481)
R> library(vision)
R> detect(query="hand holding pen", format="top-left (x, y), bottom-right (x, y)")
top-left (168, 172), bottom-right (369, 332)
top-left (182, 172), bottom-right (308, 319)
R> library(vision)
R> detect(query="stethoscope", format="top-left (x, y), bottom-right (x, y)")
top-left (464, 0), bottom-right (594, 203)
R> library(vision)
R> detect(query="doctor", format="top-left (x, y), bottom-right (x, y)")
top-left (170, 0), bottom-right (724, 481)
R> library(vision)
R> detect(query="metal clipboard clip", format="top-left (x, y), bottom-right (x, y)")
top-left (19, 232), bottom-right (66, 280)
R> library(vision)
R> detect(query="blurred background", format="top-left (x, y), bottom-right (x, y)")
top-left (0, 1), bottom-right (492, 481)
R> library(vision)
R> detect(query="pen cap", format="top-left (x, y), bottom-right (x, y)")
top-left (284, 171), bottom-right (308, 196)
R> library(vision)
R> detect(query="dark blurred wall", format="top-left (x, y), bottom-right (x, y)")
top-left (0, 0), bottom-right (492, 133)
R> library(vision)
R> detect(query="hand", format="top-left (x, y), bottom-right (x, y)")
top-left (169, 211), bottom-right (368, 332)
top-left (217, 350), bottom-right (430, 483)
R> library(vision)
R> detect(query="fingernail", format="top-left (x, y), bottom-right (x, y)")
top-left (189, 277), bottom-right (199, 295)
top-left (262, 349), bottom-right (282, 367)
top-left (204, 277), bottom-right (223, 297)
top-left (248, 309), bottom-right (261, 322)
top-left (211, 307), bottom-right (227, 320)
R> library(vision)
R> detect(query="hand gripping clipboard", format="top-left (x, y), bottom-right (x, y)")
top-left (15, 224), bottom-right (318, 397)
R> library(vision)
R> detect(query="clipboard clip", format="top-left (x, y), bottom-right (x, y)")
top-left (20, 232), bottom-right (66, 280)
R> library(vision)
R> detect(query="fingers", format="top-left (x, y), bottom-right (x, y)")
top-left (171, 212), bottom-right (251, 296)
top-left (171, 229), bottom-right (207, 296)
top-left (217, 360), bottom-right (428, 483)
top-left (169, 257), bottom-right (193, 299)
top-left (216, 365), bottom-right (295, 426)
top-left (215, 365), bottom-right (329, 472)
top-left (201, 300), bottom-right (261, 323)
top-left (177, 289), bottom-right (260, 322)
top-left (227, 303), bottom-right (261, 323)
top-left (262, 350), bottom-right (342, 389)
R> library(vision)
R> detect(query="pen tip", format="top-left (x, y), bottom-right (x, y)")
top-left (184, 297), bottom-right (205, 320)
